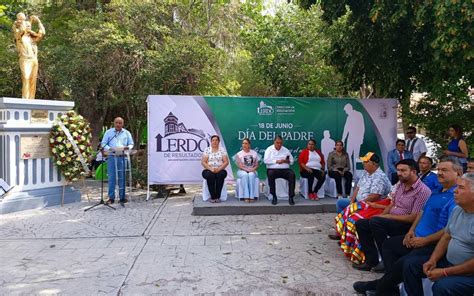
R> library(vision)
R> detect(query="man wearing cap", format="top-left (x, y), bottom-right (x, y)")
top-left (329, 152), bottom-right (391, 240)
top-left (353, 159), bottom-right (431, 272)
top-left (333, 152), bottom-right (391, 214)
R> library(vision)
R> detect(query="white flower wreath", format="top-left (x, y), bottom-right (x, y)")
top-left (50, 110), bottom-right (93, 182)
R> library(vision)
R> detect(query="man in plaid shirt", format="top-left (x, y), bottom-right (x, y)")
top-left (353, 159), bottom-right (431, 272)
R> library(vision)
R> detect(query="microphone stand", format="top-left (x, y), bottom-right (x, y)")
top-left (85, 133), bottom-right (119, 212)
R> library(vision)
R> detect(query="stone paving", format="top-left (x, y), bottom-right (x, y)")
top-left (0, 182), bottom-right (379, 295)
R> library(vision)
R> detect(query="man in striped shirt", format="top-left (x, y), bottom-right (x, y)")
top-left (353, 159), bottom-right (431, 272)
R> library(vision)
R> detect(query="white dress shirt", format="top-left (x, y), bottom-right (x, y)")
top-left (264, 145), bottom-right (294, 169)
top-left (406, 137), bottom-right (427, 161)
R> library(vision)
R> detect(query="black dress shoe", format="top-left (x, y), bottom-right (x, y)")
top-left (328, 233), bottom-right (341, 240)
top-left (289, 196), bottom-right (295, 205)
top-left (272, 197), bottom-right (278, 205)
top-left (353, 280), bottom-right (377, 293)
top-left (371, 262), bottom-right (385, 273)
top-left (352, 262), bottom-right (372, 271)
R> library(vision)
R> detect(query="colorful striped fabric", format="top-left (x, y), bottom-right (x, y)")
top-left (335, 199), bottom-right (391, 264)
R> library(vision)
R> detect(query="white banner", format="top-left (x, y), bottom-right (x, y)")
top-left (147, 95), bottom-right (233, 184)
top-left (148, 95), bottom-right (397, 185)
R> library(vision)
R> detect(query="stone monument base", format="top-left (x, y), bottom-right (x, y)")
top-left (0, 97), bottom-right (83, 214)
top-left (0, 185), bottom-right (81, 214)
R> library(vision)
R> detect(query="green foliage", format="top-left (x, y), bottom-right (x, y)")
top-left (243, 4), bottom-right (349, 97)
top-left (317, 0), bottom-right (473, 156)
top-left (0, 1), bottom-right (247, 141)
top-left (1, 0), bottom-right (471, 154)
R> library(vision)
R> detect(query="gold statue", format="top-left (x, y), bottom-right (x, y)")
top-left (12, 13), bottom-right (45, 100)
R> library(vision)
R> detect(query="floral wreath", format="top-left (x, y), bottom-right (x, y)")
top-left (50, 110), bottom-right (93, 182)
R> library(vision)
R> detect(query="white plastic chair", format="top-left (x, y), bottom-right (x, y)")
top-left (202, 179), bottom-right (228, 201)
top-left (264, 178), bottom-right (290, 200)
top-left (325, 177), bottom-right (352, 198)
top-left (235, 177), bottom-right (260, 200)
top-left (399, 278), bottom-right (433, 296)
top-left (299, 178), bottom-right (325, 199)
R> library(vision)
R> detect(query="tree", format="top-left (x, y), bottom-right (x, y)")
top-left (1, 0), bottom-right (263, 147)
top-left (243, 4), bottom-right (349, 97)
top-left (308, 0), bottom-right (473, 154)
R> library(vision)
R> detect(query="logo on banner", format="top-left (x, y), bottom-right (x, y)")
top-left (155, 112), bottom-right (209, 159)
top-left (257, 101), bottom-right (273, 115)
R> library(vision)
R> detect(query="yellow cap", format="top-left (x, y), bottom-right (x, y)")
top-left (360, 152), bottom-right (380, 163)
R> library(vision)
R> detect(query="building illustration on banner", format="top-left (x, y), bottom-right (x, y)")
top-left (257, 101), bottom-right (273, 115)
top-left (156, 112), bottom-right (209, 153)
top-left (163, 112), bottom-right (205, 138)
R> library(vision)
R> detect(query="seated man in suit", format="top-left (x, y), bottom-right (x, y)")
top-left (387, 139), bottom-right (414, 185)
top-left (264, 135), bottom-right (295, 205)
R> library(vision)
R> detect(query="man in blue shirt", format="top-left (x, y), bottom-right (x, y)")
top-left (419, 156), bottom-right (442, 192)
top-left (101, 117), bottom-right (134, 205)
top-left (403, 173), bottom-right (474, 296)
top-left (353, 156), bottom-right (462, 295)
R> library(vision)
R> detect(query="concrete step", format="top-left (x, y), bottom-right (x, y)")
top-left (193, 194), bottom-right (337, 216)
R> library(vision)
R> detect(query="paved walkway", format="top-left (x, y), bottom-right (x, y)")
top-left (0, 182), bottom-right (378, 295)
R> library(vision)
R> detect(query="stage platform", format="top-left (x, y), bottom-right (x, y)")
top-left (192, 194), bottom-right (338, 216)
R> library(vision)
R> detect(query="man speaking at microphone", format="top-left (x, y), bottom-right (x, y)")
top-left (101, 117), bottom-right (134, 205)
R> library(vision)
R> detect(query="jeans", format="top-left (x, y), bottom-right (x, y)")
top-left (107, 156), bottom-right (126, 201)
top-left (237, 170), bottom-right (258, 199)
top-left (355, 216), bottom-right (411, 267)
top-left (300, 169), bottom-right (325, 194)
top-left (336, 198), bottom-right (351, 213)
top-left (404, 255), bottom-right (474, 296)
top-left (432, 275), bottom-right (474, 296)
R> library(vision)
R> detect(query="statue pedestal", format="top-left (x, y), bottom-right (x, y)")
top-left (0, 97), bottom-right (81, 214)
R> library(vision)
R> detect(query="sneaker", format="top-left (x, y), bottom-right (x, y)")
top-left (328, 233), bottom-right (340, 240)
top-left (313, 193), bottom-right (319, 201)
top-left (106, 199), bottom-right (115, 205)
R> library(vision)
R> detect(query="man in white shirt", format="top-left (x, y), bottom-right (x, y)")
top-left (264, 135), bottom-right (296, 205)
top-left (406, 126), bottom-right (427, 162)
